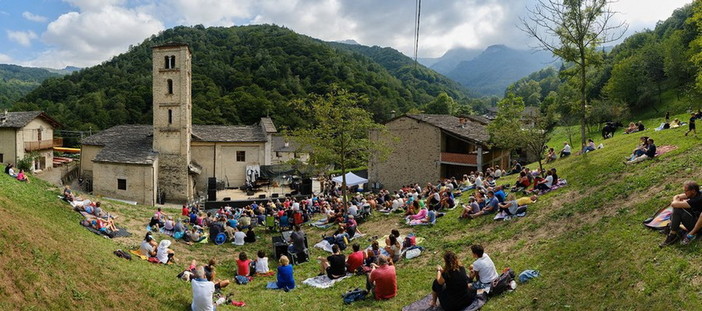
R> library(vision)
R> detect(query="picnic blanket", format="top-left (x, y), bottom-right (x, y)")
top-left (302, 273), bottom-right (353, 289)
top-left (129, 249), bottom-right (148, 260)
top-left (310, 219), bottom-right (334, 229)
top-left (365, 235), bottom-right (426, 258)
top-left (655, 145), bottom-right (678, 156)
top-left (493, 209), bottom-right (527, 221)
top-left (314, 232), bottom-right (367, 253)
top-left (402, 293), bottom-right (487, 311)
top-left (643, 206), bottom-right (690, 232)
top-left (81, 223), bottom-right (132, 238)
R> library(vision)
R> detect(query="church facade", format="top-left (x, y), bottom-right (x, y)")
top-left (81, 44), bottom-right (275, 205)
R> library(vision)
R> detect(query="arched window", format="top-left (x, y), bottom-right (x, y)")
top-left (169, 55), bottom-right (176, 69)
top-left (168, 109), bottom-right (173, 124)
top-left (164, 55), bottom-right (176, 69)
top-left (167, 79), bottom-right (173, 94)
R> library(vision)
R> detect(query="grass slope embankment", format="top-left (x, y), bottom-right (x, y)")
top-left (1, 111), bottom-right (701, 310)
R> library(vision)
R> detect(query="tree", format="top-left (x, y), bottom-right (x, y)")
top-left (424, 92), bottom-right (455, 114)
top-left (488, 93), bottom-right (556, 175)
top-left (521, 0), bottom-right (626, 149)
top-left (288, 86), bottom-right (389, 207)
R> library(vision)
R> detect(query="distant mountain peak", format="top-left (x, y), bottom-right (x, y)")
top-left (335, 39), bottom-right (360, 45)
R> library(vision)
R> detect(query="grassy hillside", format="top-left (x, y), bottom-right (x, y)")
top-left (1, 108), bottom-right (701, 310)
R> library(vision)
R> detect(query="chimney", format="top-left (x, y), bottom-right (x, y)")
top-left (390, 110), bottom-right (396, 119)
top-left (284, 141), bottom-right (289, 148)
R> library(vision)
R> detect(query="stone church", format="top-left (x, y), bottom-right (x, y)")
top-left (81, 43), bottom-right (276, 205)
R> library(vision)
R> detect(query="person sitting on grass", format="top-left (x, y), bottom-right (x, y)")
top-left (430, 250), bottom-right (477, 310)
top-left (406, 205), bottom-right (428, 223)
top-left (468, 244), bottom-right (498, 290)
top-left (385, 235), bottom-right (403, 264)
top-left (63, 185), bottom-right (74, 202)
top-left (560, 142), bottom-right (571, 158)
top-left (276, 255), bottom-right (295, 290)
top-left (140, 232), bottom-right (157, 258)
top-left (254, 250), bottom-right (270, 274)
top-left (16, 169), bottom-right (29, 182)
top-left (625, 138), bottom-right (656, 165)
top-left (625, 122), bottom-right (638, 134)
top-left (367, 255), bottom-right (397, 300)
top-left (534, 170), bottom-right (554, 192)
top-left (660, 181), bottom-right (702, 247)
top-left (469, 191), bottom-right (499, 219)
top-left (409, 206), bottom-right (437, 225)
top-left (581, 139), bottom-right (596, 153)
top-left (366, 241), bottom-right (381, 266)
top-left (318, 244), bottom-right (346, 279)
top-left (346, 243), bottom-right (366, 274)
top-left (156, 240), bottom-right (175, 264)
top-left (460, 197), bottom-right (481, 219)
top-left (149, 207), bottom-right (165, 230)
top-left (236, 252), bottom-right (252, 282)
top-left (231, 227), bottom-right (246, 246)
top-left (205, 258), bottom-right (230, 290)
top-left (191, 266), bottom-right (215, 311)
top-left (546, 147), bottom-right (557, 163)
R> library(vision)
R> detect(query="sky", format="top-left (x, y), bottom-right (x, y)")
top-left (0, 0), bottom-right (694, 69)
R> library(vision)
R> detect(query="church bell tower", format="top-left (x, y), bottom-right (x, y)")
top-left (152, 43), bottom-right (193, 203)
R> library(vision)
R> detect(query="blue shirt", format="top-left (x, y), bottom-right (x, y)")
top-left (494, 190), bottom-right (506, 203)
top-left (485, 197), bottom-right (499, 212)
top-left (227, 219), bottom-right (238, 228)
top-left (277, 264), bottom-right (295, 289)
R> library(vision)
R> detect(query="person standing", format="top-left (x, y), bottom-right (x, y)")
top-left (685, 112), bottom-right (696, 136)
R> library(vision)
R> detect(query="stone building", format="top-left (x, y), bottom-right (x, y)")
top-left (81, 44), bottom-right (276, 205)
top-left (0, 111), bottom-right (61, 172)
top-left (368, 114), bottom-right (510, 191)
top-left (270, 135), bottom-right (309, 165)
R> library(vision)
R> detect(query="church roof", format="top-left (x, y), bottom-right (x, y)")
top-left (192, 125), bottom-right (267, 142)
top-left (82, 123), bottom-right (270, 164)
top-left (0, 111), bottom-right (61, 128)
top-left (271, 135), bottom-right (302, 152)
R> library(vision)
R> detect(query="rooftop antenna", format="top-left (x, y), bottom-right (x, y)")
top-left (413, 0), bottom-right (422, 69)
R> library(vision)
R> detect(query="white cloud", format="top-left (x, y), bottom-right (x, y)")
top-left (0, 53), bottom-right (12, 63)
top-left (31, 5), bottom-right (164, 67)
top-left (7, 30), bottom-right (38, 47)
top-left (22, 11), bottom-right (48, 22)
top-left (171, 0), bottom-right (255, 26)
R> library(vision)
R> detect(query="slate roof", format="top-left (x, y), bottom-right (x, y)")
top-left (271, 135), bottom-right (301, 152)
top-left (192, 125), bottom-right (267, 142)
top-left (82, 123), bottom-right (270, 164)
top-left (404, 114), bottom-right (491, 146)
top-left (82, 125), bottom-right (157, 165)
top-left (0, 111), bottom-right (61, 128)
top-left (259, 117), bottom-right (277, 134)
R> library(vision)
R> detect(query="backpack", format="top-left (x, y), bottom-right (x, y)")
top-left (403, 235), bottom-right (417, 248)
top-left (113, 249), bottom-right (132, 260)
top-left (342, 288), bottom-right (368, 304)
top-left (489, 268), bottom-right (515, 296)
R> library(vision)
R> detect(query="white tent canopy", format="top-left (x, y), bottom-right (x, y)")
top-left (332, 172), bottom-right (368, 187)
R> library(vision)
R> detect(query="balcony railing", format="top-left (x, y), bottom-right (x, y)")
top-left (25, 138), bottom-right (63, 151)
top-left (440, 152), bottom-right (477, 165)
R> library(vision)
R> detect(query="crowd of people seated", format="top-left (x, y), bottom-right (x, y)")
top-left (4, 163), bottom-right (29, 182)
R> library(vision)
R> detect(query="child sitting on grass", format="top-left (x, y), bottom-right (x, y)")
top-left (235, 252), bottom-right (252, 284)
top-left (254, 250), bottom-right (270, 274)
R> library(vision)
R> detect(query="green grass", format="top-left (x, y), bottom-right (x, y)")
top-left (1, 101), bottom-right (701, 310)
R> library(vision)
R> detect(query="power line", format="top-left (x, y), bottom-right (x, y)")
top-left (414, 0), bottom-right (422, 69)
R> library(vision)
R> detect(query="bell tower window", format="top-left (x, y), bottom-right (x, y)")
top-left (167, 79), bottom-right (173, 94)
top-left (164, 55), bottom-right (176, 69)
top-left (168, 109), bottom-right (173, 124)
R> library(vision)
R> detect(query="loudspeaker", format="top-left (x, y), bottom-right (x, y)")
top-left (300, 178), bottom-right (312, 195)
top-left (272, 193), bottom-right (279, 198)
top-left (272, 236), bottom-right (288, 259)
top-left (208, 177), bottom-right (217, 190)
top-left (207, 189), bottom-right (216, 201)
top-left (258, 194), bottom-right (266, 199)
top-left (223, 197), bottom-right (231, 201)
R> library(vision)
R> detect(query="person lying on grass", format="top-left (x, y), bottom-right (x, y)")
top-left (660, 181), bottom-right (702, 247)
top-left (497, 194), bottom-right (526, 219)
top-left (318, 244), bottom-right (346, 279)
top-left (367, 255), bottom-right (397, 300)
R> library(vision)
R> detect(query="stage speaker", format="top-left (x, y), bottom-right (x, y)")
top-left (300, 178), bottom-right (312, 195)
top-left (223, 197), bottom-right (231, 201)
top-left (207, 189), bottom-right (216, 201)
top-left (272, 193), bottom-right (279, 198)
top-left (272, 236), bottom-right (289, 259)
top-left (208, 177), bottom-right (217, 190)
top-left (258, 194), bottom-right (266, 199)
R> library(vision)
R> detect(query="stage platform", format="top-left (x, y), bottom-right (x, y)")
top-left (204, 185), bottom-right (305, 209)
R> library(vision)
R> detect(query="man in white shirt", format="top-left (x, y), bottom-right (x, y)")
top-left (560, 141), bottom-right (572, 158)
top-left (468, 244), bottom-right (498, 290)
top-left (191, 266), bottom-right (215, 311)
top-left (348, 203), bottom-right (359, 216)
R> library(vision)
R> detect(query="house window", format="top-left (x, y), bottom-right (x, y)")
top-left (117, 179), bottom-right (127, 190)
top-left (236, 151), bottom-right (246, 162)
top-left (0, 153), bottom-right (4, 163)
top-left (168, 109), bottom-right (173, 124)
top-left (276, 152), bottom-right (281, 158)
top-left (294, 152), bottom-right (299, 158)
top-left (37, 128), bottom-right (42, 141)
top-left (167, 79), bottom-right (173, 94)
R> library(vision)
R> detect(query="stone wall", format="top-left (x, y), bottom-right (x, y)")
top-left (93, 161), bottom-right (157, 205)
top-left (157, 154), bottom-right (190, 203)
top-left (369, 117), bottom-right (442, 191)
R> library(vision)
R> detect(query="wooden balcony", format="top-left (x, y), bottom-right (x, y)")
top-left (440, 152), bottom-right (477, 165)
top-left (25, 138), bottom-right (63, 152)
